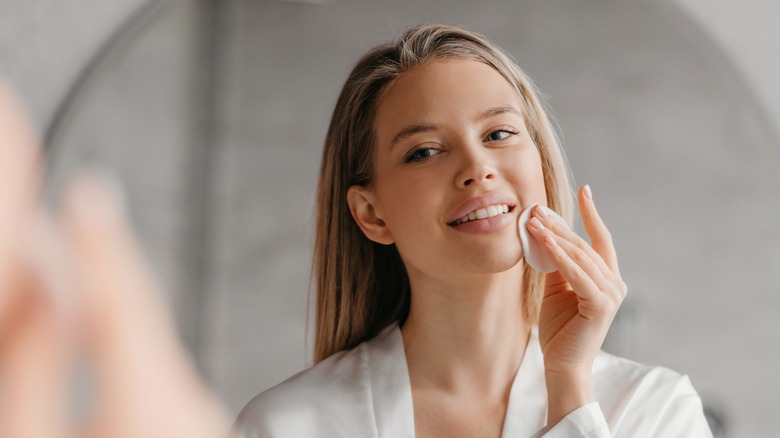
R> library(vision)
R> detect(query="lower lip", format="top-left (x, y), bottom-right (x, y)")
top-left (448, 212), bottom-right (515, 234)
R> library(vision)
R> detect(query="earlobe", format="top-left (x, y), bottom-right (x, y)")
top-left (346, 186), bottom-right (394, 245)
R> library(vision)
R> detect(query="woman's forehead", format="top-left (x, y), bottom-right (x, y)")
top-left (374, 59), bottom-right (524, 141)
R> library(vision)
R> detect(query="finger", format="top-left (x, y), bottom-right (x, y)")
top-left (0, 81), bottom-right (66, 438)
top-left (531, 205), bottom-right (614, 280)
top-left (578, 185), bottom-right (619, 274)
top-left (526, 216), bottom-right (603, 306)
top-left (0, 224), bottom-right (70, 438)
top-left (61, 172), bottom-right (229, 438)
top-left (527, 216), bottom-right (611, 291)
top-left (0, 80), bottom-right (42, 325)
top-left (552, 232), bottom-right (626, 303)
top-left (61, 171), bottom-right (177, 365)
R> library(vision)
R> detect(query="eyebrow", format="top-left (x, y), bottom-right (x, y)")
top-left (388, 106), bottom-right (522, 150)
top-left (479, 105), bottom-right (522, 120)
top-left (389, 123), bottom-right (438, 150)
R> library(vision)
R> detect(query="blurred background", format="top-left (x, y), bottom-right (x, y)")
top-left (1, 0), bottom-right (779, 436)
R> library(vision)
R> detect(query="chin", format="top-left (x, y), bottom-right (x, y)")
top-left (398, 239), bottom-right (524, 277)
top-left (443, 247), bottom-right (523, 275)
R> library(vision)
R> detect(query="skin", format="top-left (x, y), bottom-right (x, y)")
top-left (0, 79), bottom-right (229, 437)
top-left (348, 59), bottom-right (626, 436)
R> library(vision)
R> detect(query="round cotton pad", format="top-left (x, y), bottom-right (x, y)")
top-left (517, 205), bottom-right (568, 273)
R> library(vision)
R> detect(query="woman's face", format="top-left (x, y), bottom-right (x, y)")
top-left (352, 59), bottom-right (547, 278)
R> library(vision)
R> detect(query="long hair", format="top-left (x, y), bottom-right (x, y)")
top-left (313, 23), bottom-right (574, 363)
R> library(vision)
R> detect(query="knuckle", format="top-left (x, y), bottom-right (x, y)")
top-left (611, 290), bottom-right (623, 306)
top-left (609, 299), bottom-right (621, 315)
top-left (542, 232), bottom-right (556, 247)
top-left (614, 293), bottom-right (625, 309)
top-left (605, 285), bottom-right (624, 305)
top-left (604, 300), bottom-right (618, 315)
top-left (575, 239), bottom-right (591, 252)
top-left (571, 267), bottom-right (588, 283)
top-left (595, 296), bottom-right (616, 315)
top-left (603, 294), bottom-right (621, 313)
top-left (552, 248), bottom-right (566, 263)
top-left (572, 247), bottom-right (589, 264)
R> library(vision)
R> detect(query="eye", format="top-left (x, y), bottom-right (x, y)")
top-left (485, 127), bottom-right (519, 142)
top-left (404, 147), bottom-right (441, 163)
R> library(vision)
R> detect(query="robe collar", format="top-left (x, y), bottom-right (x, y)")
top-left (365, 324), bottom-right (548, 437)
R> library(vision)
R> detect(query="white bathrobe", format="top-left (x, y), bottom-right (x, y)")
top-left (233, 324), bottom-right (712, 437)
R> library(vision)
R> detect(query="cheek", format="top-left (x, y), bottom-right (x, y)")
top-left (376, 172), bottom-right (443, 235)
top-left (504, 148), bottom-right (546, 192)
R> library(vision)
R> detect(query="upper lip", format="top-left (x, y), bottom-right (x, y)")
top-left (446, 191), bottom-right (517, 225)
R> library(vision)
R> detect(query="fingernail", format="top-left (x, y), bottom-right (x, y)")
top-left (584, 184), bottom-right (592, 200)
top-left (529, 216), bottom-right (544, 231)
top-left (544, 234), bottom-right (557, 247)
top-left (536, 205), bottom-right (549, 219)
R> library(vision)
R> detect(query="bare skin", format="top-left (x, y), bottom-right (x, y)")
top-left (348, 60), bottom-right (625, 436)
top-left (0, 78), bottom-right (230, 437)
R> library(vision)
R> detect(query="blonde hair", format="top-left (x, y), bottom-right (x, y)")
top-left (313, 23), bottom-right (574, 363)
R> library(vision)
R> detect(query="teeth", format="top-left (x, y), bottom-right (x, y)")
top-left (455, 204), bottom-right (511, 224)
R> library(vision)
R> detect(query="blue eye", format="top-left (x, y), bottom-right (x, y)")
top-left (486, 128), bottom-right (519, 142)
top-left (405, 147), bottom-right (440, 163)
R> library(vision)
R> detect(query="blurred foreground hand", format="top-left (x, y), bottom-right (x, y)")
top-left (0, 79), bottom-right (230, 437)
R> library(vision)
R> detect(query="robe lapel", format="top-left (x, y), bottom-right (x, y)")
top-left (366, 325), bottom-right (547, 438)
top-left (365, 325), bottom-right (416, 437)
top-left (501, 327), bottom-right (548, 437)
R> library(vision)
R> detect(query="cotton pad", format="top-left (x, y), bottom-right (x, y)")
top-left (517, 204), bottom-right (568, 273)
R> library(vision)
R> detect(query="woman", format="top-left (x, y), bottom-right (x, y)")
top-left (234, 24), bottom-right (712, 437)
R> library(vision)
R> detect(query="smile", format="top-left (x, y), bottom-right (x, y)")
top-left (451, 204), bottom-right (511, 225)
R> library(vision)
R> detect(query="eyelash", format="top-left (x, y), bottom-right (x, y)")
top-left (486, 126), bottom-right (520, 141)
top-left (404, 147), bottom-right (439, 163)
top-left (403, 127), bottom-right (520, 163)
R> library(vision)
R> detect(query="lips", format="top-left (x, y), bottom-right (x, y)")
top-left (451, 204), bottom-right (511, 225)
top-left (446, 191), bottom-right (517, 226)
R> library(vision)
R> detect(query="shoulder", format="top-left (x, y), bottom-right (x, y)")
top-left (592, 350), bottom-right (710, 436)
top-left (593, 350), bottom-right (699, 401)
top-left (233, 345), bottom-right (370, 437)
top-left (232, 326), bottom-right (402, 437)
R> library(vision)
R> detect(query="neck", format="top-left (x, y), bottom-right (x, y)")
top-left (400, 262), bottom-right (530, 399)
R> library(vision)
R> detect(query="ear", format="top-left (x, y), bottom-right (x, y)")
top-left (346, 185), bottom-right (394, 245)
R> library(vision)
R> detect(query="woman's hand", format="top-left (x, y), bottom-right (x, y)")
top-left (0, 79), bottom-right (229, 438)
top-left (525, 185), bottom-right (627, 426)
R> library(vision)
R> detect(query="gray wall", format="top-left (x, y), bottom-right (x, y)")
top-left (0, 0), bottom-right (150, 129)
top-left (675, 0), bottom-right (780, 140)
top-left (4, 0), bottom-right (780, 139)
top-left (2, 1), bottom-right (779, 437)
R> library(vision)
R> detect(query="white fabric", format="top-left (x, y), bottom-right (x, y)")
top-left (517, 204), bottom-right (568, 273)
top-left (233, 325), bottom-right (712, 437)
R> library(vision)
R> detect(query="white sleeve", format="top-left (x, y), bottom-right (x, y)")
top-left (539, 393), bottom-right (712, 438)
top-left (541, 402), bottom-right (610, 438)
top-left (624, 374), bottom-right (713, 437)
top-left (648, 392), bottom-right (713, 438)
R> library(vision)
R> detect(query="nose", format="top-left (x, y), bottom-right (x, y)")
top-left (455, 147), bottom-right (497, 188)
